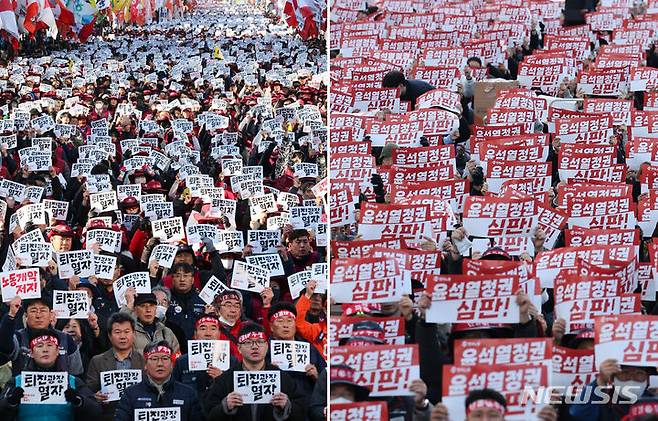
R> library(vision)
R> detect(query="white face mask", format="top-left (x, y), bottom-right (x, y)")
top-left (221, 257), bottom-right (234, 270)
top-left (219, 315), bottom-right (235, 327)
top-left (613, 378), bottom-right (647, 398)
top-left (155, 305), bottom-right (167, 320)
top-left (330, 397), bottom-right (352, 404)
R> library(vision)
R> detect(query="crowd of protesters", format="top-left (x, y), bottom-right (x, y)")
top-left (330, 0), bottom-right (658, 420)
top-left (0, 0), bottom-right (328, 420)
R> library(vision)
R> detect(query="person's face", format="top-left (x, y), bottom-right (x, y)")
top-left (109, 321), bottom-right (134, 351)
top-left (31, 342), bottom-right (59, 368)
top-left (27, 303), bottom-right (51, 329)
top-left (330, 384), bottom-right (355, 401)
top-left (309, 294), bottom-right (324, 315)
top-left (174, 252), bottom-right (194, 265)
top-left (172, 269), bottom-right (194, 293)
top-left (219, 299), bottom-right (241, 322)
top-left (195, 322), bottom-right (220, 340)
top-left (381, 156), bottom-right (393, 166)
top-left (145, 352), bottom-right (173, 382)
top-left (51, 234), bottom-right (72, 252)
top-left (135, 302), bottom-right (156, 324)
top-left (63, 320), bottom-right (81, 342)
top-left (288, 236), bottom-right (311, 258)
top-left (238, 337), bottom-right (268, 364)
top-left (125, 204), bottom-right (140, 214)
top-left (467, 408), bottom-right (504, 421)
top-left (154, 290), bottom-right (170, 308)
top-left (616, 367), bottom-right (648, 383)
top-left (271, 315), bottom-right (296, 340)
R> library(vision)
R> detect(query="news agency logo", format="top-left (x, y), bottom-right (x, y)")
top-left (521, 386), bottom-right (643, 405)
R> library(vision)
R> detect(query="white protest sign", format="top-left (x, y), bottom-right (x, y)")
top-left (245, 253), bottom-right (285, 277)
top-left (231, 261), bottom-right (270, 293)
top-left (198, 276), bottom-right (230, 304)
top-left (53, 290), bottom-right (89, 319)
top-left (0, 268), bottom-right (41, 302)
top-left (90, 191), bottom-right (118, 213)
top-left (43, 199), bottom-right (69, 221)
top-left (86, 229), bottom-right (122, 253)
top-left (93, 254), bottom-right (117, 280)
top-left (13, 242), bottom-right (52, 267)
top-left (113, 272), bottom-right (151, 307)
top-left (21, 371), bottom-right (67, 404)
top-left (247, 230), bottom-right (281, 254)
top-left (149, 244), bottom-right (178, 269)
top-left (56, 250), bottom-right (94, 279)
top-left (151, 217), bottom-right (185, 243)
top-left (233, 371), bottom-right (280, 404)
top-left (287, 270), bottom-right (313, 299)
top-left (270, 340), bottom-right (310, 372)
top-left (188, 340), bottom-right (231, 371)
top-left (100, 370), bottom-right (142, 402)
top-left (134, 408), bottom-right (180, 421)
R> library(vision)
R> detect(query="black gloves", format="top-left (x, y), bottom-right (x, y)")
top-left (7, 387), bottom-right (24, 406)
top-left (64, 388), bottom-right (82, 407)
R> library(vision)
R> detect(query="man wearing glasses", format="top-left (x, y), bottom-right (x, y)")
top-left (203, 323), bottom-right (305, 420)
top-left (114, 340), bottom-right (201, 421)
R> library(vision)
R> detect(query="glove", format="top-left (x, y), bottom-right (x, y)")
top-left (65, 388), bottom-right (82, 406)
top-left (7, 387), bottom-right (24, 406)
top-left (202, 237), bottom-right (216, 253)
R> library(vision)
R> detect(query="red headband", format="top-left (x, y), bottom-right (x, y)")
top-left (29, 335), bottom-right (59, 349)
top-left (270, 310), bottom-right (296, 322)
top-left (238, 331), bottom-right (267, 344)
top-left (195, 316), bottom-right (220, 329)
top-left (466, 399), bottom-right (506, 416)
top-left (144, 345), bottom-right (172, 359)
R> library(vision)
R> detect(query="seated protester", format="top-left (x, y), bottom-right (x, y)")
top-left (283, 229), bottom-right (323, 274)
top-left (122, 292), bottom-right (180, 355)
top-left (165, 263), bottom-right (207, 352)
top-left (203, 323), bottom-right (305, 420)
top-left (86, 312), bottom-right (145, 421)
top-left (431, 388), bottom-right (557, 421)
top-left (267, 302), bottom-right (325, 403)
top-left (152, 286), bottom-right (187, 353)
top-left (0, 296), bottom-right (84, 376)
top-left (295, 280), bottom-right (327, 359)
top-left (156, 240), bottom-right (227, 291)
top-left (114, 341), bottom-right (201, 421)
top-left (0, 329), bottom-right (102, 420)
top-left (55, 314), bottom-right (104, 373)
top-left (569, 360), bottom-right (656, 421)
top-left (91, 254), bottom-right (125, 341)
top-left (309, 368), bottom-right (326, 421)
top-left (173, 315), bottom-right (238, 398)
top-left (214, 289), bottom-right (270, 362)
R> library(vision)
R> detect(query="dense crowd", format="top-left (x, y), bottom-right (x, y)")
top-left (0, 1), bottom-right (328, 420)
top-left (330, 0), bottom-right (658, 420)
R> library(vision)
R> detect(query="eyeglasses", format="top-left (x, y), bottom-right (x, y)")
top-left (240, 340), bottom-right (267, 347)
top-left (147, 356), bottom-right (171, 363)
top-left (221, 302), bottom-right (241, 309)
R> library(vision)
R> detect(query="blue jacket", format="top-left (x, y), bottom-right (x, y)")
top-left (114, 376), bottom-right (202, 421)
top-left (166, 290), bottom-right (206, 344)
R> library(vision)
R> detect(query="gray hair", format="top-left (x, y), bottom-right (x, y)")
top-left (152, 286), bottom-right (172, 304)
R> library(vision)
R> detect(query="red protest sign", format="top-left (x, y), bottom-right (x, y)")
top-left (425, 275), bottom-right (521, 323)
top-left (454, 338), bottom-right (552, 366)
top-left (463, 195), bottom-right (537, 238)
top-left (330, 401), bottom-right (388, 421)
top-left (552, 346), bottom-right (597, 390)
top-left (595, 314), bottom-right (658, 367)
top-left (333, 238), bottom-right (403, 259)
top-left (330, 344), bottom-right (420, 396)
top-left (329, 316), bottom-right (406, 347)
